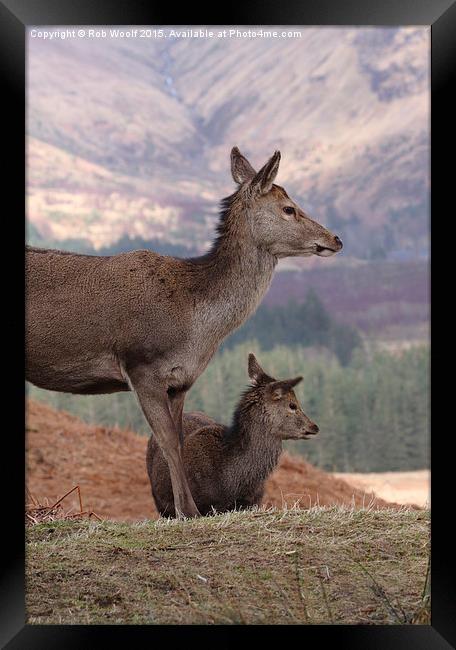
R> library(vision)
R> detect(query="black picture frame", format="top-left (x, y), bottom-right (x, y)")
top-left (1, 1), bottom-right (453, 647)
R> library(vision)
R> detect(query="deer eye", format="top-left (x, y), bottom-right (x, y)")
top-left (289, 403), bottom-right (297, 410)
top-left (283, 206), bottom-right (295, 216)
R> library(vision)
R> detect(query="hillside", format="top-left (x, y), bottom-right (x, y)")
top-left (263, 260), bottom-right (429, 335)
top-left (25, 400), bottom-right (429, 625)
top-left (26, 509), bottom-right (430, 624)
top-left (27, 27), bottom-right (429, 260)
top-left (26, 399), bottom-right (399, 522)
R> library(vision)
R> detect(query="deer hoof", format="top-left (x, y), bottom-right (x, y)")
top-left (176, 503), bottom-right (201, 519)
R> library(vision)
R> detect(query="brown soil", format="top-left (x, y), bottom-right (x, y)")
top-left (26, 399), bottom-right (401, 521)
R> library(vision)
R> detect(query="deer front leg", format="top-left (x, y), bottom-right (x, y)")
top-left (167, 387), bottom-right (186, 446)
top-left (127, 369), bottom-right (200, 518)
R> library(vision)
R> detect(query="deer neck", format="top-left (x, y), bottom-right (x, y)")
top-left (223, 409), bottom-right (282, 495)
top-left (192, 206), bottom-right (277, 339)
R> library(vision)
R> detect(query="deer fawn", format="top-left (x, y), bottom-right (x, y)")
top-left (26, 147), bottom-right (341, 517)
top-left (147, 353), bottom-right (319, 517)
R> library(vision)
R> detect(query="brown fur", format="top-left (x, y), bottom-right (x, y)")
top-left (147, 354), bottom-right (319, 517)
top-left (26, 147), bottom-right (342, 517)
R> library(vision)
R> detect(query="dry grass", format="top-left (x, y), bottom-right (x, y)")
top-left (26, 506), bottom-right (430, 625)
top-left (26, 486), bottom-right (102, 527)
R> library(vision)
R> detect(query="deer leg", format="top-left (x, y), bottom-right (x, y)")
top-left (128, 371), bottom-right (200, 518)
top-left (168, 388), bottom-right (186, 446)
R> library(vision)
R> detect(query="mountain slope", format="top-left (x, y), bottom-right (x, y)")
top-left (27, 27), bottom-right (429, 259)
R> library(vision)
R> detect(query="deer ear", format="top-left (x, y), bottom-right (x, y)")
top-left (285, 376), bottom-right (303, 390)
top-left (248, 353), bottom-right (268, 385)
top-left (250, 150), bottom-right (281, 195)
top-left (231, 147), bottom-right (257, 185)
top-left (268, 376), bottom-right (303, 400)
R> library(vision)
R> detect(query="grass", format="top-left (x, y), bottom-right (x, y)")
top-left (26, 506), bottom-right (430, 625)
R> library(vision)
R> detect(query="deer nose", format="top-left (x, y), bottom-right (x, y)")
top-left (307, 423), bottom-right (319, 434)
top-left (334, 236), bottom-right (343, 249)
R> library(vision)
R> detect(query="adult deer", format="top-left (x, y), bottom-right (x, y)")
top-left (25, 147), bottom-right (342, 518)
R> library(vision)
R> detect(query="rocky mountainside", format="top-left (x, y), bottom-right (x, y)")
top-left (27, 27), bottom-right (429, 262)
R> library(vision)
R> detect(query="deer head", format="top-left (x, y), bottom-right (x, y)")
top-left (247, 353), bottom-right (319, 440)
top-left (231, 147), bottom-right (343, 258)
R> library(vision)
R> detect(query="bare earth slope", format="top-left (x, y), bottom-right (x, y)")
top-left (26, 399), bottom-right (401, 520)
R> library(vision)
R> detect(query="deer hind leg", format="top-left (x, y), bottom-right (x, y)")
top-left (127, 367), bottom-right (200, 519)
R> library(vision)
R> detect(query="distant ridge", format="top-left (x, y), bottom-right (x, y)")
top-left (28, 28), bottom-right (429, 260)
